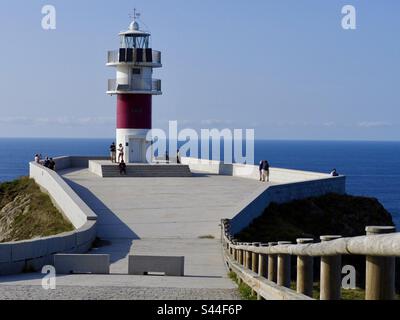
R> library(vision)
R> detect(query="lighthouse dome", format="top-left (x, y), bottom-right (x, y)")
top-left (129, 20), bottom-right (140, 31)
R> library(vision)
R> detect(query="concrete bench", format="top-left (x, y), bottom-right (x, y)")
top-left (128, 255), bottom-right (184, 276)
top-left (54, 254), bottom-right (110, 274)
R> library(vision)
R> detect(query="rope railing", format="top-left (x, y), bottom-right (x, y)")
top-left (221, 219), bottom-right (399, 300)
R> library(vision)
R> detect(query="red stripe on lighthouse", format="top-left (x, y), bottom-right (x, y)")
top-left (116, 94), bottom-right (152, 129)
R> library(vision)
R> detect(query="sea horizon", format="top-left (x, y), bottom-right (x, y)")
top-left (0, 138), bottom-right (399, 229)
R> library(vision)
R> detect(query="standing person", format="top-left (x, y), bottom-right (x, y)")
top-left (34, 154), bottom-right (40, 164)
top-left (261, 160), bottom-right (270, 182)
top-left (48, 158), bottom-right (56, 171)
top-left (110, 142), bottom-right (116, 163)
top-left (119, 160), bottom-right (127, 175)
top-left (165, 151), bottom-right (170, 164)
top-left (259, 160), bottom-right (264, 181)
top-left (43, 157), bottom-right (50, 168)
top-left (117, 143), bottom-right (124, 163)
top-left (177, 149), bottom-right (181, 164)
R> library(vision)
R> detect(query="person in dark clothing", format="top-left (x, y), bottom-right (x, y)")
top-left (261, 160), bottom-right (270, 182)
top-left (166, 151), bottom-right (170, 164)
top-left (48, 158), bottom-right (56, 171)
top-left (119, 160), bottom-right (127, 175)
top-left (43, 157), bottom-right (50, 168)
top-left (110, 142), bottom-right (116, 163)
top-left (259, 160), bottom-right (264, 181)
top-left (177, 149), bottom-right (181, 164)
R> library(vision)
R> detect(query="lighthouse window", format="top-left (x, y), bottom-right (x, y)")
top-left (132, 68), bottom-right (141, 75)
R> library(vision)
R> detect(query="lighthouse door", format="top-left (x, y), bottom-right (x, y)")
top-left (129, 139), bottom-right (143, 163)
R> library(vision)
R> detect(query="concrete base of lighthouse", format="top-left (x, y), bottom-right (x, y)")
top-left (116, 129), bottom-right (151, 163)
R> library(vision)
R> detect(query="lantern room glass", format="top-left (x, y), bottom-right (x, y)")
top-left (120, 35), bottom-right (150, 49)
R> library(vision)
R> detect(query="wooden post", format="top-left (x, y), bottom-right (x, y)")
top-left (258, 244), bottom-right (268, 278)
top-left (365, 226), bottom-right (396, 300)
top-left (277, 241), bottom-right (291, 288)
top-left (251, 243), bottom-right (260, 273)
top-left (245, 244), bottom-right (252, 270)
top-left (268, 242), bottom-right (278, 283)
top-left (296, 238), bottom-right (314, 297)
top-left (238, 244), bottom-right (244, 266)
top-left (320, 235), bottom-right (342, 300)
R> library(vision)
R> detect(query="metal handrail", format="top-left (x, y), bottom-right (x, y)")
top-left (107, 78), bottom-right (161, 92)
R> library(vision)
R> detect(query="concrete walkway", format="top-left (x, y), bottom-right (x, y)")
top-left (0, 168), bottom-right (270, 300)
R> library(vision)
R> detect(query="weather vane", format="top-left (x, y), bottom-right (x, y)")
top-left (129, 8), bottom-right (141, 21)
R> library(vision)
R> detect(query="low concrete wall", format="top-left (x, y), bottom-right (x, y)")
top-left (229, 176), bottom-right (346, 235)
top-left (30, 162), bottom-right (96, 228)
top-left (181, 157), bottom-right (346, 235)
top-left (0, 157), bottom-right (101, 275)
top-left (181, 157), bottom-right (332, 183)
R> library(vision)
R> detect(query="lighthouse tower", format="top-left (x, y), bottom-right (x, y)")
top-left (107, 12), bottom-right (162, 163)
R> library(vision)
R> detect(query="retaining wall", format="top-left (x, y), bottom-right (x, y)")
top-left (0, 157), bottom-right (103, 275)
top-left (181, 157), bottom-right (346, 235)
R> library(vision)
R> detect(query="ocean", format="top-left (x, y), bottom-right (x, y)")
top-left (0, 138), bottom-right (399, 227)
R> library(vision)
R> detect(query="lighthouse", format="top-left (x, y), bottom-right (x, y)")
top-left (107, 12), bottom-right (162, 163)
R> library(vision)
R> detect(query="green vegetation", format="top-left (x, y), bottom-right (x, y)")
top-left (198, 235), bottom-right (215, 239)
top-left (290, 282), bottom-right (366, 300)
top-left (0, 177), bottom-right (74, 242)
top-left (236, 193), bottom-right (394, 243)
top-left (233, 193), bottom-right (399, 299)
top-left (228, 271), bottom-right (257, 300)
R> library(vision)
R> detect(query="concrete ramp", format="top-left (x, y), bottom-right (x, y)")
top-left (89, 160), bottom-right (192, 178)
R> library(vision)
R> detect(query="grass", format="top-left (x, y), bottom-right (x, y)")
top-left (198, 235), bottom-right (215, 239)
top-left (0, 177), bottom-right (74, 242)
top-left (228, 271), bottom-right (257, 300)
top-left (290, 282), bottom-right (400, 300)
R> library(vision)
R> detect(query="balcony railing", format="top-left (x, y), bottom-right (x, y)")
top-left (107, 49), bottom-right (161, 65)
top-left (107, 78), bottom-right (161, 93)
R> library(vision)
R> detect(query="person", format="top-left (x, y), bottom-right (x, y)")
top-left (110, 142), bottom-right (116, 163)
top-left (34, 154), bottom-right (40, 164)
top-left (43, 157), bottom-right (50, 168)
top-left (165, 151), bottom-right (170, 164)
top-left (258, 160), bottom-right (264, 181)
top-left (177, 149), bottom-right (181, 164)
top-left (119, 160), bottom-right (127, 175)
top-left (330, 168), bottom-right (339, 177)
top-left (261, 160), bottom-right (270, 182)
top-left (117, 143), bottom-right (124, 163)
top-left (48, 158), bottom-right (56, 171)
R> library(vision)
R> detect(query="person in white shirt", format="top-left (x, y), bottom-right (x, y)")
top-left (118, 144), bottom-right (124, 163)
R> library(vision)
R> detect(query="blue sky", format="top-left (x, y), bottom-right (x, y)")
top-left (0, 0), bottom-right (399, 140)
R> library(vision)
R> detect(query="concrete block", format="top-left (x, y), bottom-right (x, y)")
top-left (0, 261), bottom-right (26, 275)
top-left (76, 221), bottom-right (96, 246)
top-left (11, 238), bottom-right (48, 262)
top-left (128, 255), bottom-right (185, 276)
top-left (0, 243), bottom-right (12, 263)
top-left (54, 254), bottom-right (110, 274)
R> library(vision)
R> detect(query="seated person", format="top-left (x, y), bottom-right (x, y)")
top-left (119, 160), bottom-right (127, 175)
